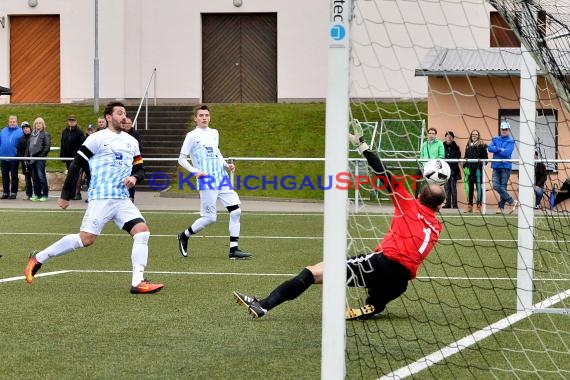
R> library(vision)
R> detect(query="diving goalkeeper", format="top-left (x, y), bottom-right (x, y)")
top-left (233, 126), bottom-right (446, 320)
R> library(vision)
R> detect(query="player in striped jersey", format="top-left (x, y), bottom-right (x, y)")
top-left (24, 102), bottom-right (163, 294)
top-left (176, 105), bottom-right (252, 260)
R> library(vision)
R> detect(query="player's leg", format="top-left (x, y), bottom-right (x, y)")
top-left (116, 199), bottom-right (163, 294)
top-left (24, 200), bottom-right (111, 284)
top-left (345, 252), bottom-right (380, 319)
top-left (9, 160), bottom-right (19, 198)
top-left (220, 189), bottom-right (253, 259)
top-left (475, 169), bottom-right (483, 210)
top-left (177, 190), bottom-right (218, 257)
top-left (1, 160), bottom-right (10, 198)
top-left (364, 270), bottom-right (409, 316)
top-left (345, 252), bottom-right (409, 320)
top-left (234, 263), bottom-right (320, 318)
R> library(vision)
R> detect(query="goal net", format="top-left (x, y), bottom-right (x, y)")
top-left (328, 0), bottom-right (570, 378)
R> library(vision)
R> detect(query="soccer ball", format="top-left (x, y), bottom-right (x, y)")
top-left (423, 159), bottom-right (451, 185)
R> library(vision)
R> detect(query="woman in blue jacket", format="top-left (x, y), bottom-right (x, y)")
top-left (488, 121), bottom-right (517, 213)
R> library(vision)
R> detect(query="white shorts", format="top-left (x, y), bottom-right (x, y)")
top-left (80, 199), bottom-right (145, 235)
top-left (199, 189), bottom-right (240, 217)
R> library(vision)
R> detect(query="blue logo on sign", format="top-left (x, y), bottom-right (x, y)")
top-left (330, 24), bottom-right (346, 41)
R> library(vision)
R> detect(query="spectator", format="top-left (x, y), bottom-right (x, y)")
top-left (60, 115), bottom-right (84, 200)
top-left (0, 115), bottom-right (24, 199)
top-left (463, 130), bottom-right (488, 213)
top-left (122, 116), bottom-right (141, 202)
top-left (17, 121), bottom-right (33, 200)
top-left (534, 151), bottom-right (547, 209)
top-left (415, 127), bottom-right (444, 197)
top-left (96, 117), bottom-right (106, 131)
top-left (29, 117), bottom-right (52, 202)
top-left (442, 131), bottom-right (462, 209)
top-left (81, 124), bottom-right (96, 197)
top-left (488, 120), bottom-right (517, 214)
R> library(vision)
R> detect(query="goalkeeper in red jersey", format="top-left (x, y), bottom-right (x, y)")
top-left (233, 126), bottom-right (446, 320)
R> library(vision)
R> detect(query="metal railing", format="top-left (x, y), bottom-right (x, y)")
top-left (132, 68), bottom-right (157, 130)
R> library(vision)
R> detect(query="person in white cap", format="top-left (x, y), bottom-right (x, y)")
top-left (488, 120), bottom-right (517, 214)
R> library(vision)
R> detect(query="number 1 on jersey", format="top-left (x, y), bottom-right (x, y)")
top-left (419, 227), bottom-right (431, 255)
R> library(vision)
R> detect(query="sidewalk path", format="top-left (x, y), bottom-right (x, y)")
top-left (0, 191), bottom-right (327, 213)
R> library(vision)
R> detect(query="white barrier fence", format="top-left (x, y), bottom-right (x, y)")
top-left (2, 155), bottom-right (569, 214)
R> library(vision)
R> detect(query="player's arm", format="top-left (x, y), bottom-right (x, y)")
top-left (214, 130), bottom-right (232, 171)
top-left (217, 150), bottom-right (234, 172)
top-left (131, 154), bottom-right (145, 184)
top-left (61, 145), bottom-right (92, 200)
top-left (352, 139), bottom-right (399, 193)
top-left (123, 156), bottom-right (144, 189)
top-left (178, 153), bottom-right (202, 175)
top-left (177, 133), bottom-right (206, 177)
top-left (487, 138), bottom-right (499, 153)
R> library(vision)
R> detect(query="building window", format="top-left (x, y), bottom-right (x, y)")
top-left (499, 109), bottom-right (557, 171)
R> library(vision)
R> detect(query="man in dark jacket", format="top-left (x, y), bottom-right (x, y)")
top-left (122, 115), bottom-right (141, 202)
top-left (534, 151), bottom-right (547, 209)
top-left (443, 131), bottom-right (462, 209)
top-left (60, 115), bottom-right (84, 200)
top-left (17, 121), bottom-right (33, 199)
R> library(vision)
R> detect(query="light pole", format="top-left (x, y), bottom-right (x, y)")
top-left (94, 0), bottom-right (100, 113)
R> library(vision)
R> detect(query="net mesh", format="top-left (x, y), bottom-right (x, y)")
top-left (344, 0), bottom-right (570, 378)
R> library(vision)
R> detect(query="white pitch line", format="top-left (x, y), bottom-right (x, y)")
top-left (0, 232), bottom-right (324, 240)
top-left (0, 209), bottom-right (325, 216)
top-left (417, 275), bottom-right (570, 282)
top-left (0, 270), bottom-right (72, 283)
top-left (4, 270), bottom-right (566, 284)
top-left (381, 288), bottom-right (570, 380)
top-left (0, 269), bottom-right (296, 284)
top-left (71, 269), bottom-right (296, 276)
top-left (0, 232), bottom-right (532, 243)
top-left (0, 232), bottom-right (547, 245)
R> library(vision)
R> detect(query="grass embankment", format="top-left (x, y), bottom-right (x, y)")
top-left (0, 102), bottom-right (427, 199)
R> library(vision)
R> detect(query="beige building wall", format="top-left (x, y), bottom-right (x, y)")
top-left (0, 0), bottom-right (495, 104)
top-left (427, 76), bottom-right (570, 209)
top-left (0, 0), bottom-right (329, 104)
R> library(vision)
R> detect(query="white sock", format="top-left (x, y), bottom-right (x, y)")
top-left (131, 231), bottom-right (149, 287)
top-left (190, 215), bottom-right (216, 234)
top-left (229, 208), bottom-right (241, 240)
top-left (36, 234), bottom-right (84, 263)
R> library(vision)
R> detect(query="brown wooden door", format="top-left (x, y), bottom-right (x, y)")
top-left (10, 15), bottom-right (61, 103)
top-left (202, 14), bottom-right (277, 103)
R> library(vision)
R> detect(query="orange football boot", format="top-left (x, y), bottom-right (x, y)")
top-left (24, 255), bottom-right (42, 284)
top-left (130, 280), bottom-right (164, 294)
